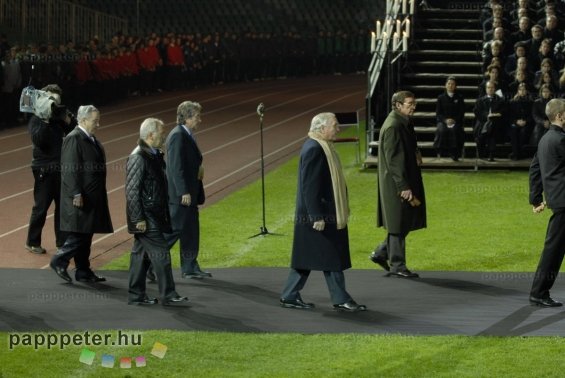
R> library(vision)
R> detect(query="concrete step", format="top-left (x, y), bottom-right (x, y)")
top-left (412, 111), bottom-right (474, 119)
top-left (416, 98), bottom-right (476, 105)
top-left (363, 155), bottom-right (532, 169)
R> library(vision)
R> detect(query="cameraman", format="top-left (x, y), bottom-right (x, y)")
top-left (25, 84), bottom-right (76, 254)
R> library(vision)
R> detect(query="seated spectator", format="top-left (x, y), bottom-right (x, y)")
top-left (483, 27), bottom-right (513, 60)
top-left (525, 24), bottom-right (544, 64)
top-left (511, 9), bottom-right (531, 32)
top-left (509, 83), bottom-right (534, 160)
top-left (508, 68), bottom-right (536, 94)
top-left (534, 58), bottom-right (559, 90)
top-left (479, 64), bottom-right (508, 97)
top-left (473, 81), bottom-right (507, 161)
top-left (511, 16), bottom-right (533, 45)
top-left (532, 83), bottom-right (553, 146)
top-left (433, 76), bottom-right (466, 161)
top-left (484, 18), bottom-right (504, 41)
top-left (531, 38), bottom-right (555, 73)
top-left (505, 41), bottom-right (529, 75)
top-left (483, 40), bottom-right (507, 72)
top-left (544, 15), bottom-right (564, 44)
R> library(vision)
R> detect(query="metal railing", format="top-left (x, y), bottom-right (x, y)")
top-left (0, 0), bottom-right (128, 45)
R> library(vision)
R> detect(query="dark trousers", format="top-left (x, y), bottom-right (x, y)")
top-left (281, 269), bottom-right (352, 305)
top-left (27, 168), bottom-right (67, 247)
top-left (509, 123), bottom-right (532, 160)
top-left (51, 232), bottom-right (93, 278)
top-left (128, 231), bottom-right (178, 302)
top-left (164, 206), bottom-right (200, 274)
top-left (530, 210), bottom-right (565, 298)
top-left (434, 122), bottom-right (461, 158)
top-left (374, 233), bottom-right (408, 272)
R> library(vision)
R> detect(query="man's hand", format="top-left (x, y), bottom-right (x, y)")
top-left (400, 189), bottom-right (413, 201)
top-left (533, 202), bottom-right (546, 213)
top-left (181, 193), bottom-right (191, 206)
top-left (313, 220), bottom-right (325, 231)
top-left (72, 194), bottom-right (83, 208)
top-left (136, 220), bottom-right (147, 232)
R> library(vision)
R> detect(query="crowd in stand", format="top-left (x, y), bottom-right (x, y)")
top-left (0, 28), bottom-right (371, 130)
top-left (436, 0), bottom-right (565, 161)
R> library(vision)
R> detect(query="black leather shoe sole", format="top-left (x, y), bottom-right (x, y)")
top-left (369, 253), bottom-right (390, 271)
top-left (182, 273), bottom-right (204, 279)
top-left (128, 298), bottom-right (158, 305)
top-left (76, 276), bottom-right (106, 283)
top-left (162, 296), bottom-right (190, 305)
top-left (529, 296), bottom-right (563, 307)
top-left (387, 271), bottom-right (419, 278)
top-left (49, 262), bottom-right (72, 283)
top-left (280, 299), bottom-right (315, 309)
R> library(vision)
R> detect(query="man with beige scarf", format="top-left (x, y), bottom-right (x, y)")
top-left (280, 113), bottom-right (366, 312)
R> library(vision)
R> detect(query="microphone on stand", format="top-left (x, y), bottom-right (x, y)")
top-left (257, 103), bottom-right (265, 116)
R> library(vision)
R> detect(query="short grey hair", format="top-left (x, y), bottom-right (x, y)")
top-left (176, 101), bottom-right (202, 125)
top-left (140, 118), bottom-right (164, 140)
top-left (310, 112), bottom-right (336, 132)
top-left (545, 98), bottom-right (565, 122)
top-left (77, 105), bottom-right (99, 122)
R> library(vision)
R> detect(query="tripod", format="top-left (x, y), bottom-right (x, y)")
top-left (249, 103), bottom-right (282, 238)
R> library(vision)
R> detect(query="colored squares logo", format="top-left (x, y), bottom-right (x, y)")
top-left (151, 342), bottom-right (167, 359)
top-left (135, 356), bottom-right (146, 367)
top-left (101, 354), bottom-right (115, 368)
top-left (120, 357), bottom-right (132, 369)
top-left (79, 348), bottom-right (95, 365)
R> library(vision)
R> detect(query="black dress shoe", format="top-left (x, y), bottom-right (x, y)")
top-left (128, 297), bottom-right (158, 305)
top-left (193, 268), bottom-right (212, 278)
top-left (369, 252), bottom-right (390, 271)
top-left (76, 274), bottom-right (106, 283)
top-left (182, 272), bottom-right (204, 279)
top-left (333, 300), bottom-right (367, 312)
top-left (529, 296), bottom-right (563, 307)
top-left (49, 262), bottom-right (72, 283)
top-left (280, 298), bottom-right (315, 309)
top-left (162, 296), bottom-right (189, 305)
top-left (388, 269), bottom-right (419, 278)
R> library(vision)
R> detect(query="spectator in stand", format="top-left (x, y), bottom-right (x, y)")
top-left (484, 17), bottom-right (504, 41)
top-left (509, 82), bottom-right (534, 160)
top-left (479, 64), bottom-right (508, 97)
top-left (474, 80), bottom-right (506, 161)
top-left (483, 28), bottom-right (513, 63)
top-left (505, 41), bottom-right (529, 75)
top-left (0, 47), bottom-right (22, 129)
top-left (166, 38), bottom-right (184, 90)
top-left (530, 33), bottom-right (551, 72)
top-left (508, 68), bottom-right (536, 94)
top-left (484, 5), bottom-right (511, 34)
top-left (511, 16), bottom-right (533, 45)
top-left (532, 84), bottom-right (553, 146)
top-left (558, 69), bottom-right (565, 95)
top-left (483, 40), bottom-right (507, 73)
top-left (526, 25), bottom-right (545, 63)
top-left (434, 76), bottom-right (466, 161)
top-left (534, 58), bottom-right (559, 90)
top-left (544, 15), bottom-right (564, 43)
top-left (511, 9), bottom-right (531, 32)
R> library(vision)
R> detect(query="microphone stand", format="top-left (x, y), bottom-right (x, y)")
top-left (249, 103), bottom-right (282, 238)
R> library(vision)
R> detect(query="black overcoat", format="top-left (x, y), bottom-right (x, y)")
top-left (290, 138), bottom-right (352, 272)
top-left (60, 127), bottom-right (113, 233)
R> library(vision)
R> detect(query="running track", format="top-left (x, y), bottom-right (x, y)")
top-left (0, 75), bottom-right (366, 269)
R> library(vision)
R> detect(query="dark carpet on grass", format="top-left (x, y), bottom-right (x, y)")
top-left (2, 267), bottom-right (565, 336)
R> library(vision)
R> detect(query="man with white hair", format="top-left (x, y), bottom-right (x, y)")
top-left (280, 112), bottom-right (366, 312)
top-left (50, 105), bottom-right (113, 283)
top-left (125, 118), bottom-right (188, 305)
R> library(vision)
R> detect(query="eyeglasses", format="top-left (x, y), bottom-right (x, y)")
top-left (402, 102), bottom-right (417, 108)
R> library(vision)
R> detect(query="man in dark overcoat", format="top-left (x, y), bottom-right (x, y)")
top-left (280, 113), bottom-right (366, 312)
top-left (163, 100), bottom-right (211, 279)
top-left (50, 105), bottom-right (113, 283)
top-left (528, 98), bottom-right (565, 307)
top-left (370, 91), bottom-right (426, 278)
top-left (125, 118), bottom-right (188, 306)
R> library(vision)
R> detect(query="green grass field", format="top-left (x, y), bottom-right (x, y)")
top-left (2, 135), bottom-right (563, 377)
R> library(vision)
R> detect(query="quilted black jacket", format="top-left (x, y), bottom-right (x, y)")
top-left (125, 139), bottom-right (172, 234)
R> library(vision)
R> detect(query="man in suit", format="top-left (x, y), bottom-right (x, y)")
top-left (165, 101), bottom-right (211, 279)
top-left (50, 105), bottom-right (113, 283)
top-left (433, 76), bottom-right (466, 161)
top-left (280, 113), bottom-right (366, 312)
top-left (473, 81), bottom-right (506, 161)
top-left (125, 118), bottom-right (188, 305)
top-left (370, 91), bottom-right (426, 278)
top-left (528, 98), bottom-right (565, 307)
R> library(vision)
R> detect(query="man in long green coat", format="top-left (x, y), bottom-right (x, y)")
top-left (370, 91), bottom-right (426, 278)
